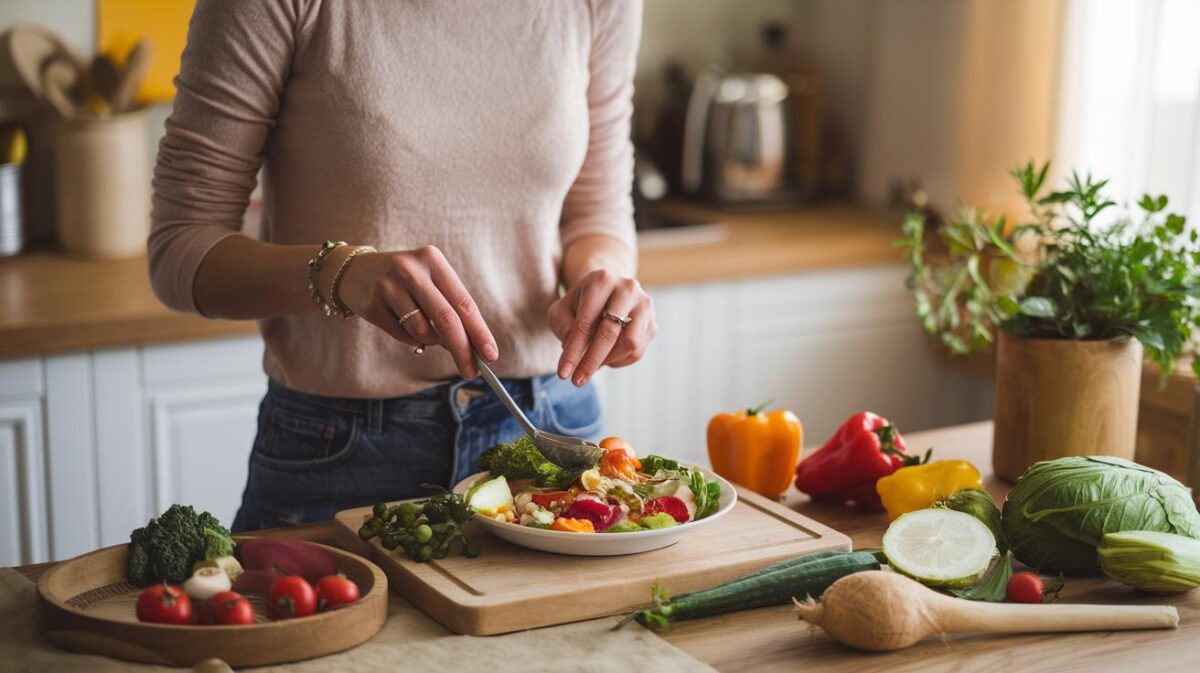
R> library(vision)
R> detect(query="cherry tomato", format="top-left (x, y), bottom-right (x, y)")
top-left (136, 582), bottom-right (194, 624)
top-left (316, 575), bottom-right (361, 611)
top-left (198, 590), bottom-right (256, 625)
top-left (268, 575), bottom-right (317, 619)
top-left (599, 436), bottom-right (635, 455)
top-left (1006, 571), bottom-right (1045, 604)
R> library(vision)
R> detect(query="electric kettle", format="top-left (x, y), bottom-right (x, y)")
top-left (680, 72), bottom-right (791, 203)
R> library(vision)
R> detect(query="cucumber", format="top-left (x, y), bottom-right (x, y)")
top-left (626, 550), bottom-right (880, 631)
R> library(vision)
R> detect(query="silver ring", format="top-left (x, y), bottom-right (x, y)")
top-left (603, 310), bottom-right (632, 327)
top-left (413, 345), bottom-right (426, 356)
top-left (398, 308), bottom-right (422, 325)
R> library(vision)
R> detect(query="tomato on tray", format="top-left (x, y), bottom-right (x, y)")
top-left (136, 582), bottom-right (194, 625)
top-left (200, 590), bottom-right (255, 625)
top-left (268, 575), bottom-right (318, 618)
top-left (316, 575), bottom-right (361, 611)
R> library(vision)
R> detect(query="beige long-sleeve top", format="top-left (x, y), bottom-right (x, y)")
top-left (149, 0), bottom-right (640, 398)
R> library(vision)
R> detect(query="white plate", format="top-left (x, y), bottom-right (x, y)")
top-left (451, 463), bottom-right (737, 556)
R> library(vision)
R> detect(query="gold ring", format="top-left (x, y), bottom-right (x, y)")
top-left (603, 310), bottom-right (632, 327)
top-left (398, 308), bottom-right (422, 325)
top-left (414, 345), bottom-right (425, 356)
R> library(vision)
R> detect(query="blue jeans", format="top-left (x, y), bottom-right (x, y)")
top-left (231, 374), bottom-right (603, 532)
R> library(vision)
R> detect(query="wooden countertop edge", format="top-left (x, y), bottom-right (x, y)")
top-left (0, 314), bottom-right (259, 359)
top-left (0, 204), bottom-right (904, 358)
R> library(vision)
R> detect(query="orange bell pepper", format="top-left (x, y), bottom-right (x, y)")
top-left (550, 517), bottom-right (595, 533)
top-left (707, 402), bottom-right (803, 499)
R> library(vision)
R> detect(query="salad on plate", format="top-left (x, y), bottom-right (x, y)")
top-left (464, 436), bottom-right (723, 534)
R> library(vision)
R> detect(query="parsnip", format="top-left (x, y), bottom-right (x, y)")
top-left (795, 570), bottom-right (1178, 651)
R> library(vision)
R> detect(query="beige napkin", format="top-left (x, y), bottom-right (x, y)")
top-left (1, 569), bottom-right (713, 673)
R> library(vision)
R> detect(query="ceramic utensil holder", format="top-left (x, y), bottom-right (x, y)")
top-left (53, 110), bottom-right (149, 258)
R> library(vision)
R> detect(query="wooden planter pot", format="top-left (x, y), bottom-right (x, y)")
top-left (993, 330), bottom-right (1143, 482)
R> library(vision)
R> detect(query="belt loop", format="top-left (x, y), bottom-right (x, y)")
top-left (531, 374), bottom-right (546, 412)
top-left (367, 398), bottom-right (383, 434)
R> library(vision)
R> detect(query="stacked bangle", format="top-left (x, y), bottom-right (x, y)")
top-left (307, 241), bottom-right (347, 316)
top-left (307, 241), bottom-right (377, 318)
top-left (328, 245), bottom-right (377, 318)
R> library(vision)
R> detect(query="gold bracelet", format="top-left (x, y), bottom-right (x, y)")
top-left (307, 240), bottom-right (347, 317)
top-left (328, 245), bottom-right (377, 318)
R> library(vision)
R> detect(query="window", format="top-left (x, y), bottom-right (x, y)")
top-left (1057, 0), bottom-right (1200, 223)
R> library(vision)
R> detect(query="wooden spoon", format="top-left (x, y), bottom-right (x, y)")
top-left (795, 571), bottom-right (1179, 652)
top-left (110, 40), bottom-right (152, 114)
top-left (40, 55), bottom-right (81, 119)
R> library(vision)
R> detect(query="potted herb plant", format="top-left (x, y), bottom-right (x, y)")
top-left (901, 161), bottom-right (1200, 481)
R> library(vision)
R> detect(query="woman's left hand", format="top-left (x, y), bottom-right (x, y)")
top-left (548, 269), bottom-right (656, 387)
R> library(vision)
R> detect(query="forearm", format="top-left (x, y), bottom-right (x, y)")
top-left (192, 235), bottom-right (322, 319)
top-left (561, 235), bottom-right (636, 289)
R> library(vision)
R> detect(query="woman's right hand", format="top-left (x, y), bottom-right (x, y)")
top-left (333, 245), bottom-right (498, 379)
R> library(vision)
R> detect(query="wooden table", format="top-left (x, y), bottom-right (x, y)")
top-left (12, 422), bottom-right (1199, 671)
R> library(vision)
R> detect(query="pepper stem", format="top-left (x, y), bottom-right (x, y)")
top-left (874, 425), bottom-right (933, 466)
top-left (746, 399), bottom-right (774, 416)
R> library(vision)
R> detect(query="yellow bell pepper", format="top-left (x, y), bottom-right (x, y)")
top-left (875, 460), bottom-right (983, 520)
top-left (707, 402), bottom-right (802, 500)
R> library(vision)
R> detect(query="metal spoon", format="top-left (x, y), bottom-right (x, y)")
top-left (472, 353), bottom-right (602, 470)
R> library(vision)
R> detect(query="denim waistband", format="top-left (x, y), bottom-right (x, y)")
top-left (266, 374), bottom-right (554, 433)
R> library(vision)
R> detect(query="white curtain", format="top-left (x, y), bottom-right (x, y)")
top-left (1056, 0), bottom-right (1200, 224)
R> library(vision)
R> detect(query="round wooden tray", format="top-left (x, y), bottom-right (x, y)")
top-left (37, 541), bottom-right (388, 667)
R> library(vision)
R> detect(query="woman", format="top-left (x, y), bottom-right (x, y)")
top-left (148, 0), bottom-right (653, 531)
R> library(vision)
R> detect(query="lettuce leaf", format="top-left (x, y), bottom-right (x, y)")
top-left (478, 436), bottom-right (579, 489)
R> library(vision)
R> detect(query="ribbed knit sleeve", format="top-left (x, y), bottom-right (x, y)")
top-left (148, 0), bottom-right (305, 314)
top-left (559, 0), bottom-right (642, 257)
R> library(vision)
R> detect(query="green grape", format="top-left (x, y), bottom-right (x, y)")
top-left (415, 524), bottom-right (433, 544)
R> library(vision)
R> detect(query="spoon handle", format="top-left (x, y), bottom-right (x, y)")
top-left (940, 599), bottom-right (1179, 634)
top-left (473, 353), bottom-right (538, 440)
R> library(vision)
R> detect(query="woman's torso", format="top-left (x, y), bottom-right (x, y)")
top-left (259, 2), bottom-right (595, 397)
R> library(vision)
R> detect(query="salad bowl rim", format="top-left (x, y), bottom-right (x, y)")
top-left (450, 460), bottom-right (738, 538)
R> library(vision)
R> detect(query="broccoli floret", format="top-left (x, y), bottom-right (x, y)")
top-left (127, 505), bottom-right (234, 586)
top-left (203, 526), bottom-right (235, 559)
top-left (479, 436), bottom-right (579, 488)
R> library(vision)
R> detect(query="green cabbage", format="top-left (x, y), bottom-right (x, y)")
top-left (1002, 456), bottom-right (1200, 571)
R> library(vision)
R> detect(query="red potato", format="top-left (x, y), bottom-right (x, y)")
top-left (239, 538), bottom-right (338, 583)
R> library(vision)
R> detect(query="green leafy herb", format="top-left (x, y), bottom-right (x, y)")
top-left (900, 160), bottom-right (1200, 378)
top-left (949, 553), bottom-right (1014, 602)
top-left (478, 436), bottom-right (580, 488)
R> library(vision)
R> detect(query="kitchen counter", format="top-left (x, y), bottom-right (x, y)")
top-left (13, 421), bottom-right (1199, 672)
top-left (0, 203), bottom-right (902, 359)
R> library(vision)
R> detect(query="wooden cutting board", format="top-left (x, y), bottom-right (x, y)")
top-left (332, 486), bottom-right (851, 635)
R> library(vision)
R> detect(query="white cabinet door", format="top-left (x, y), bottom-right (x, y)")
top-left (600, 265), bottom-right (990, 467)
top-left (142, 338), bottom-right (267, 528)
top-left (26, 336), bottom-right (267, 562)
top-left (0, 359), bottom-right (48, 565)
top-left (732, 265), bottom-right (985, 445)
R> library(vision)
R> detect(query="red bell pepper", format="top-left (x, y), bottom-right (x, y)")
top-left (793, 412), bottom-right (928, 511)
